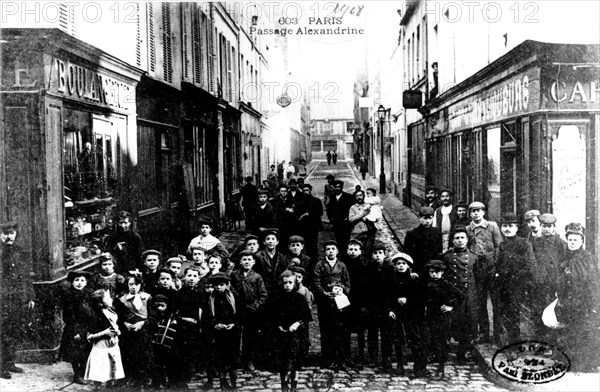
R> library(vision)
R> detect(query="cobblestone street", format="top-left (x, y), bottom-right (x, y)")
top-left (0, 161), bottom-right (507, 392)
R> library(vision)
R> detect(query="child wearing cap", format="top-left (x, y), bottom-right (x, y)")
top-left (166, 257), bottom-right (184, 290)
top-left (284, 235), bottom-right (314, 287)
top-left (556, 223), bottom-right (600, 372)
top-left (176, 267), bottom-right (204, 384)
top-left (90, 253), bottom-right (126, 298)
top-left (290, 266), bottom-right (313, 367)
top-left (364, 243), bottom-right (394, 370)
top-left (313, 240), bottom-right (351, 370)
top-left (384, 253), bottom-right (425, 377)
top-left (59, 271), bottom-right (93, 384)
top-left (441, 227), bottom-right (479, 361)
top-left (203, 273), bottom-right (241, 391)
top-left (343, 239), bottom-right (370, 366)
top-left (149, 294), bottom-right (183, 389)
top-left (254, 230), bottom-right (288, 296)
top-left (422, 260), bottom-right (465, 379)
top-left (266, 270), bottom-right (312, 392)
top-left (403, 206), bottom-right (443, 277)
top-left (230, 250), bottom-right (268, 372)
top-left (494, 213), bottom-right (536, 345)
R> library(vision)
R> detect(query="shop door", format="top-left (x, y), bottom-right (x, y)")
top-left (92, 116), bottom-right (117, 197)
top-left (46, 99), bottom-right (65, 275)
top-left (486, 127), bottom-right (501, 221)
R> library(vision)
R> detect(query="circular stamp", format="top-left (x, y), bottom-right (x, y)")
top-left (492, 341), bottom-right (570, 384)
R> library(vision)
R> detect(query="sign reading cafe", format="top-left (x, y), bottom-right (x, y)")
top-left (448, 72), bottom-right (536, 132)
top-left (49, 57), bottom-right (135, 111)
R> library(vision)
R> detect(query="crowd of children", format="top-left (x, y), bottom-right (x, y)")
top-left (57, 200), bottom-right (600, 390)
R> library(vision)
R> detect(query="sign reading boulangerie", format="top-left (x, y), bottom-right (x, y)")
top-left (48, 57), bottom-right (135, 112)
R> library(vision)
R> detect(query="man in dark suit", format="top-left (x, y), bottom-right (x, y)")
top-left (247, 190), bottom-right (277, 238)
top-left (287, 179), bottom-right (308, 237)
top-left (300, 183), bottom-right (324, 262)
top-left (271, 185), bottom-right (294, 250)
top-left (326, 180), bottom-right (355, 252)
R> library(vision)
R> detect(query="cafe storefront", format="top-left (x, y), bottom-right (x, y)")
top-left (414, 40), bottom-right (599, 255)
top-left (1, 29), bottom-right (143, 358)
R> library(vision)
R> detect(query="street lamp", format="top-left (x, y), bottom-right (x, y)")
top-left (377, 104), bottom-right (389, 194)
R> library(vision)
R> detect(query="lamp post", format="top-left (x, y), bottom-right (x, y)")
top-left (377, 104), bottom-right (388, 194)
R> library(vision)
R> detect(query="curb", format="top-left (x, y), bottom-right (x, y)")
top-left (472, 343), bottom-right (524, 391)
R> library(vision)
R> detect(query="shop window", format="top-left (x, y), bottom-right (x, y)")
top-left (63, 112), bottom-right (120, 267)
top-left (486, 127), bottom-right (501, 221)
top-left (311, 140), bottom-right (322, 152)
top-left (410, 122), bottom-right (425, 175)
top-left (184, 125), bottom-right (217, 207)
top-left (323, 140), bottom-right (337, 151)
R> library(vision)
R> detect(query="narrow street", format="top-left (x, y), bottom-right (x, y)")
top-left (1, 160), bottom-right (506, 392)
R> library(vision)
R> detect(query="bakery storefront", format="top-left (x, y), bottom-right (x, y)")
top-left (1, 29), bottom-right (143, 357)
top-left (416, 40), bottom-right (599, 255)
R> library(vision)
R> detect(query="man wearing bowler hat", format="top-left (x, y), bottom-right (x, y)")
top-left (1, 221), bottom-right (35, 379)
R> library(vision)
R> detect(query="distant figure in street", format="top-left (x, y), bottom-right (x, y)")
top-left (1, 221), bottom-right (36, 380)
top-left (326, 151), bottom-right (332, 165)
top-left (353, 151), bottom-right (361, 169)
top-left (277, 161), bottom-right (285, 184)
top-left (332, 151), bottom-right (338, 165)
top-left (286, 160), bottom-right (296, 180)
top-left (268, 164), bottom-right (279, 191)
top-left (240, 176), bottom-right (259, 228)
top-left (359, 156), bottom-right (368, 180)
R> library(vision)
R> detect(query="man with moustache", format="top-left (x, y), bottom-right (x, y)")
top-left (300, 184), bottom-right (324, 262)
top-left (1, 221), bottom-right (35, 379)
top-left (433, 189), bottom-right (458, 253)
top-left (248, 190), bottom-right (277, 238)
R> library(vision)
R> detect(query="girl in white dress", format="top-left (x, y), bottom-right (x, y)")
top-left (84, 289), bottom-right (125, 389)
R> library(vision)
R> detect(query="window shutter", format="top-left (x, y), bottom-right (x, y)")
top-left (208, 24), bottom-right (216, 94)
top-left (162, 3), bottom-right (173, 83)
top-left (182, 7), bottom-right (189, 80)
top-left (135, 3), bottom-right (141, 67)
top-left (227, 42), bottom-right (233, 102)
top-left (193, 9), bottom-right (202, 84)
top-left (148, 3), bottom-right (155, 73)
top-left (58, 3), bottom-right (76, 37)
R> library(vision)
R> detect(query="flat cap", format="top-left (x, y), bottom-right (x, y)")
top-left (452, 226), bottom-right (468, 236)
top-left (166, 256), bottom-right (183, 264)
top-left (419, 206), bottom-right (435, 217)
top-left (263, 229), bottom-right (279, 238)
top-left (290, 265), bottom-right (306, 275)
top-left (153, 294), bottom-right (170, 304)
top-left (347, 239), bottom-right (364, 249)
top-left (117, 211), bottom-right (133, 220)
top-left (390, 252), bottom-right (413, 265)
top-left (0, 221), bottom-right (18, 232)
top-left (524, 210), bottom-right (541, 220)
top-left (244, 235), bottom-right (259, 243)
top-left (257, 189), bottom-right (270, 196)
top-left (469, 201), bottom-right (486, 210)
top-left (539, 213), bottom-right (557, 225)
top-left (141, 249), bottom-right (162, 259)
top-left (322, 240), bottom-right (338, 249)
top-left (502, 213), bottom-right (519, 224)
top-left (424, 259), bottom-right (446, 270)
top-left (288, 235), bottom-right (305, 244)
top-left (207, 272), bottom-right (231, 284)
top-left (371, 242), bottom-right (387, 252)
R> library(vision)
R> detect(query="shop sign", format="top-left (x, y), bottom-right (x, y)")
top-left (49, 57), bottom-right (135, 112)
top-left (448, 71), bottom-right (538, 132)
top-left (546, 66), bottom-right (600, 110)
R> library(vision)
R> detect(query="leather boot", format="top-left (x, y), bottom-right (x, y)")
top-left (229, 370), bottom-right (238, 390)
top-left (290, 381), bottom-right (298, 392)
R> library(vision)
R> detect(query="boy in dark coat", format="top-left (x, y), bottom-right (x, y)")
top-left (284, 235), bottom-right (314, 287)
top-left (230, 250), bottom-right (268, 372)
top-left (494, 213), bottom-right (536, 345)
top-left (442, 227), bottom-right (479, 361)
top-left (267, 270), bottom-right (312, 392)
top-left (384, 253), bottom-right (425, 376)
top-left (313, 240), bottom-right (351, 369)
top-left (59, 271), bottom-right (93, 384)
top-left (203, 273), bottom-right (241, 391)
top-left (403, 206), bottom-right (443, 276)
top-left (422, 260), bottom-right (465, 378)
top-left (254, 230), bottom-right (288, 296)
top-left (343, 239), bottom-right (370, 366)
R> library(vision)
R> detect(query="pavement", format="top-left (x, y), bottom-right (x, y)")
top-left (3, 160), bottom-right (596, 391)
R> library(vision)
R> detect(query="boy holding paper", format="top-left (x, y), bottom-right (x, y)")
top-left (313, 240), bottom-right (351, 370)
